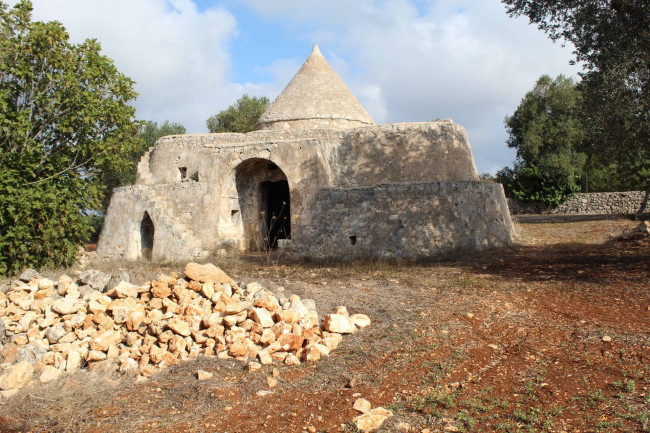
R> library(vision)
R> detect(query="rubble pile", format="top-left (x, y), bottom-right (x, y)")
top-left (0, 262), bottom-right (370, 398)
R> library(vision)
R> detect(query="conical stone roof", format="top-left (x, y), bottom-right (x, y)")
top-left (256, 45), bottom-right (375, 131)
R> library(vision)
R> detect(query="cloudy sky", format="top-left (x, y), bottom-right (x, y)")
top-left (15, 0), bottom-right (579, 174)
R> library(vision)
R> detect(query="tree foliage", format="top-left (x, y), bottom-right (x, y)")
top-left (0, 1), bottom-right (140, 275)
top-left (502, 0), bottom-right (650, 203)
top-left (206, 94), bottom-right (269, 133)
top-left (506, 75), bottom-right (586, 186)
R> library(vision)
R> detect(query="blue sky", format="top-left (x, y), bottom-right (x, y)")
top-left (18, 0), bottom-right (579, 174)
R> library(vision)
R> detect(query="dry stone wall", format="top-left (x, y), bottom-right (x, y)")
top-left (508, 191), bottom-right (646, 215)
top-left (293, 181), bottom-right (514, 260)
top-left (551, 191), bottom-right (646, 215)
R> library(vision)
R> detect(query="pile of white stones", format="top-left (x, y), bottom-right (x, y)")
top-left (0, 262), bottom-right (370, 398)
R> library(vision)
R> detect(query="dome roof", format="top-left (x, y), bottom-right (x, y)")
top-left (256, 45), bottom-right (375, 130)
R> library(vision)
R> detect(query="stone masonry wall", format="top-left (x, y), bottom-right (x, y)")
top-left (552, 191), bottom-right (646, 215)
top-left (508, 191), bottom-right (646, 215)
top-left (292, 181), bottom-right (514, 260)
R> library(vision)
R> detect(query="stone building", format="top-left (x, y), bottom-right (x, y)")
top-left (96, 45), bottom-right (514, 262)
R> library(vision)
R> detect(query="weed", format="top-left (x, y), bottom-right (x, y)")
top-left (462, 397), bottom-right (495, 413)
top-left (425, 389), bottom-right (457, 409)
top-left (496, 422), bottom-right (517, 432)
top-left (512, 406), bottom-right (539, 424)
top-left (385, 402), bottom-right (407, 413)
top-left (456, 411), bottom-right (476, 430)
top-left (344, 420), bottom-right (360, 432)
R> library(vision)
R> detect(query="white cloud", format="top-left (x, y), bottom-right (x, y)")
top-left (24, 0), bottom-right (239, 133)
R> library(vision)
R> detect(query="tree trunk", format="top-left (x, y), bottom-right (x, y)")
top-left (636, 187), bottom-right (649, 217)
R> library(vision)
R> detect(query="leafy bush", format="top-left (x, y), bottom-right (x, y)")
top-left (0, 1), bottom-right (139, 275)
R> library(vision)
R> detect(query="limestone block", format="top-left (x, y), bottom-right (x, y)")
top-left (323, 314), bottom-right (356, 334)
top-left (251, 308), bottom-right (274, 328)
top-left (39, 365), bottom-right (62, 383)
top-left (354, 407), bottom-right (393, 432)
top-left (0, 361), bottom-right (33, 390)
top-left (183, 263), bottom-right (236, 286)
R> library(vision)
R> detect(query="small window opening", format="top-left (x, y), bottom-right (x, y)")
top-left (189, 171), bottom-right (199, 181)
top-left (178, 167), bottom-right (187, 178)
top-left (349, 236), bottom-right (357, 246)
top-left (230, 209), bottom-right (239, 223)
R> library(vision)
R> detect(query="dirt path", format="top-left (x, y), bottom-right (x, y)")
top-left (1, 219), bottom-right (648, 433)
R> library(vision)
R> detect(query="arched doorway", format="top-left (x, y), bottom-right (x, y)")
top-left (235, 159), bottom-right (291, 251)
top-left (140, 211), bottom-right (154, 259)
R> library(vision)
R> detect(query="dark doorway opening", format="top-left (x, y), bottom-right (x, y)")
top-left (261, 180), bottom-right (290, 249)
top-left (140, 211), bottom-right (154, 259)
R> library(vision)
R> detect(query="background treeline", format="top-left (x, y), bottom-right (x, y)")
top-left (496, 0), bottom-right (649, 209)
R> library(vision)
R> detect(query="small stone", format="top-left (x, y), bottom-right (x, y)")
top-left (274, 309), bottom-right (300, 323)
top-left (466, 313), bottom-right (474, 319)
top-left (0, 361), bottom-right (33, 390)
top-left (248, 362), bottom-right (262, 372)
top-left (258, 349), bottom-right (273, 365)
top-left (267, 376), bottom-right (277, 389)
top-left (251, 308), bottom-right (275, 328)
top-left (197, 370), bottom-right (213, 380)
top-left (18, 268), bottom-right (40, 282)
top-left (39, 365), bottom-right (62, 383)
top-left (45, 325), bottom-right (67, 344)
top-left (66, 350), bottom-right (82, 372)
top-left (228, 339), bottom-right (249, 357)
top-left (88, 300), bottom-right (107, 314)
top-left (38, 278), bottom-right (54, 290)
top-left (224, 302), bottom-right (251, 315)
top-left (323, 314), bottom-right (356, 334)
top-left (86, 350), bottom-right (108, 362)
top-left (52, 298), bottom-right (82, 315)
top-left (277, 333), bottom-right (305, 352)
top-left (126, 311), bottom-right (145, 331)
top-left (284, 353), bottom-right (300, 366)
top-left (350, 314), bottom-right (371, 328)
top-left (57, 275), bottom-right (73, 295)
top-left (354, 407), bottom-right (393, 432)
top-left (353, 398), bottom-right (372, 414)
top-left (201, 282), bottom-right (215, 299)
top-left (78, 269), bottom-right (110, 292)
top-left (90, 330), bottom-right (123, 351)
top-left (109, 281), bottom-right (138, 299)
top-left (183, 262), bottom-right (236, 286)
top-left (167, 319), bottom-right (192, 337)
top-left (151, 281), bottom-right (171, 298)
top-left (106, 271), bottom-right (130, 292)
top-left (602, 335), bottom-right (612, 342)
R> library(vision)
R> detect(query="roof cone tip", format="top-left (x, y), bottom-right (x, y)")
top-left (256, 44), bottom-right (375, 130)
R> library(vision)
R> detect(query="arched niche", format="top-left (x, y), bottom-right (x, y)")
top-left (140, 211), bottom-right (155, 259)
top-left (234, 158), bottom-right (291, 251)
